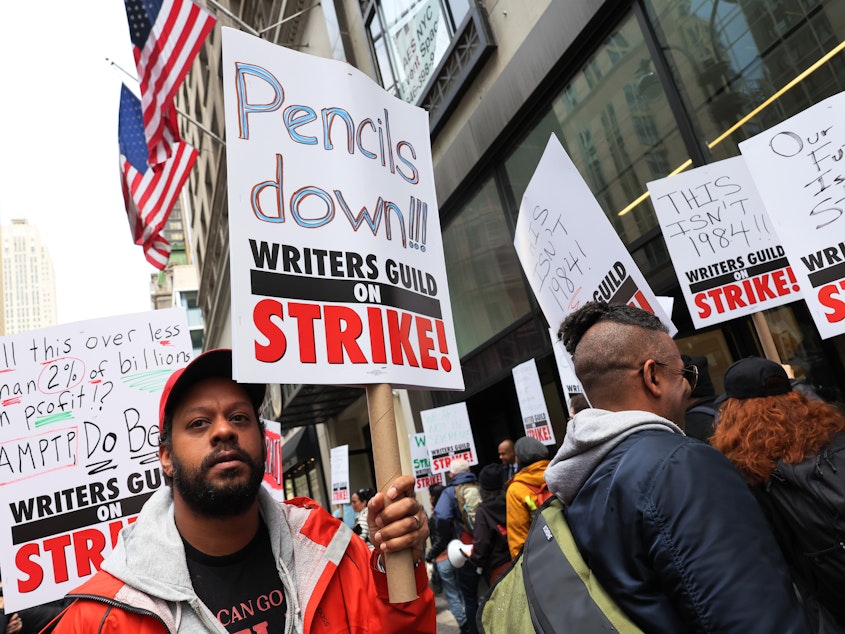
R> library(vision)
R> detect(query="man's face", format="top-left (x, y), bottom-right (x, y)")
top-left (498, 441), bottom-right (515, 465)
top-left (159, 377), bottom-right (265, 517)
top-left (655, 333), bottom-right (693, 427)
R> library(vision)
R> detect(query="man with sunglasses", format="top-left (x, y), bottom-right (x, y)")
top-left (541, 302), bottom-right (809, 632)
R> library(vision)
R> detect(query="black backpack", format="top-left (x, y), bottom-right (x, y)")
top-left (755, 433), bottom-right (845, 628)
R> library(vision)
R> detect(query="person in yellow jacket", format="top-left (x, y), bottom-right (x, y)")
top-left (505, 436), bottom-right (551, 558)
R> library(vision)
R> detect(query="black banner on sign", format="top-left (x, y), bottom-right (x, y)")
top-left (689, 257), bottom-right (790, 294)
top-left (808, 261), bottom-right (845, 289)
top-left (11, 491), bottom-right (155, 545)
top-left (250, 269), bottom-right (442, 319)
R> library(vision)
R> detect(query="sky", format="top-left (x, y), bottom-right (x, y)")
top-left (0, 3), bottom-right (159, 327)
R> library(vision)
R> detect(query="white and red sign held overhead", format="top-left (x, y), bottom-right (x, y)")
top-left (514, 135), bottom-right (675, 336)
top-left (739, 91), bottom-right (845, 339)
top-left (420, 403), bottom-right (478, 474)
top-left (647, 156), bottom-right (800, 329)
top-left (221, 28), bottom-right (462, 390)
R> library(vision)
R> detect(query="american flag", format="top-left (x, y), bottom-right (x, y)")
top-left (119, 84), bottom-right (198, 269)
top-left (124, 0), bottom-right (215, 166)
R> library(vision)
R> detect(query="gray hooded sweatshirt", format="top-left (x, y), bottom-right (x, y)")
top-left (544, 408), bottom-right (682, 503)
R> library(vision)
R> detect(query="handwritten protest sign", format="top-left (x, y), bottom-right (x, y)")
top-left (221, 28), bottom-right (462, 391)
top-left (648, 156), bottom-right (799, 328)
top-left (0, 309), bottom-right (192, 611)
top-left (739, 92), bottom-right (845, 339)
top-left (514, 135), bottom-right (675, 336)
top-left (420, 403), bottom-right (478, 474)
top-left (512, 359), bottom-right (556, 446)
top-left (409, 433), bottom-right (445, 491)
top-left (330, 445), bottom-right (350, 504)
top-left (548, 328), bottom-right (585, 412)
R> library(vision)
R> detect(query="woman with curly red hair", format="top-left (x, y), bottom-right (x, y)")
top-left (712, 357), bottom-right (845, 632)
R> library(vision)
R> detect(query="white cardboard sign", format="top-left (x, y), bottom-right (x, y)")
top-left (739, 91), bottom-right (845, 339)
top-left (409, 433), bottom-right (445, 491)
top-left (514, 135), bottom-right (675, 336)
top-left (330, 444), bottom-right (350, 505)
top-left (648, 156), bottom-right (799, 328)
top-left (221, 27), bottom-right (462, 389)
top-left (0, 309), bottom-right (192, 611)
top-left (512, 359), bottom-right (556, 446)
top-left (420, 402), bottom-right (478, 474)
top-left (548, 327), bottom-right (584, 412)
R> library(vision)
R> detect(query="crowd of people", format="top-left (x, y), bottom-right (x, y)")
top-left (7, 301), bottom-right (845, 633)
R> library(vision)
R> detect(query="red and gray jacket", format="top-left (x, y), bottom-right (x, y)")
top-left (51, 488), bottom-right (434, 633)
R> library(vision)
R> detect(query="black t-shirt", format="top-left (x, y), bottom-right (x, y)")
top-left (184, 521), bottom-right (286, 633)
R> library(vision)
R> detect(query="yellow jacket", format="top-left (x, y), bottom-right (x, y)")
top-left (505, 459), bottom-right (551, 558)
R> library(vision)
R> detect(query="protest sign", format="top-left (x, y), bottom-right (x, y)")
top-left (0, 309), bottom-right (192, 611)
top-left (262, 420), bottom-right (285, 501)
top-left (512, 359), bottom-right (556, 446)
top-left (420, 402), bottom-right (478, 474)
top-left (330, 445), bottom-right (350, 505)
top-left (548, 328), bottom-right (584, 413)
top-left (514, 135), bottom-right (675, 335)
top-left (221, 27), bottom-right (462, 391)
top-left (648, 156), bottom-right (799, 328)
top-left (409, 433), bottom-right (445, 491)
top-left (739, 91), bottom-right (845, 339)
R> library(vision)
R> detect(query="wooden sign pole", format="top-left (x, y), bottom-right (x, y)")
top-left (751, 312), bottom-right (781, 362)
top-left (366, 382), bottom-right (417, 603)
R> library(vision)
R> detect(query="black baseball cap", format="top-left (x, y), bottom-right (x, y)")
top-left (715, 357), bottom-right (792, 404)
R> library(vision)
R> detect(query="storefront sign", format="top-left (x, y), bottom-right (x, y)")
top-left (389, 0), bottom-right (449, 103)
top-left (0, 309), bottom-right (192, 611)
top-left (221, 28), bottom-right (462, 390)
top-left (648, 156), bottom-right (799, 328)
top-left (330, 444), bottom-right (350, 504)
top-left (512, 359), bottom-right (556, 446)
top-left (420, 402), bottom-right (478, 474)
top-left (514, 134), bottom-right (675, 335)
top-left (409, 432), bottom-right (444, 491)
top-left (739, 91), bottom-right (845, 339)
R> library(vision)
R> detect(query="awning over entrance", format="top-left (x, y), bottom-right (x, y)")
top-left (281, 384), bottom-right (364, 430)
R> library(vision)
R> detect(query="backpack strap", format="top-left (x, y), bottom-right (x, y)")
top-left (522, 498), bottom-right (643, 633)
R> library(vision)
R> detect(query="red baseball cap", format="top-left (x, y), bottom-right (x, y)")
top-left (158, 348), bottom-right (266, 434)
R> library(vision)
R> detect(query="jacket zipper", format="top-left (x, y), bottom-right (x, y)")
top-left (68, 594), bottom-right (172, 633)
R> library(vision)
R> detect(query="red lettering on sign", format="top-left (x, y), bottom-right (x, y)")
top-left (818, 281), bottom-right (845, 323)
top-left (694, 267), bottom-right (799, 318)
top-left (527, 426), bottom-right (552, 442)
top-left (251, 300), bottom-right (453, 370)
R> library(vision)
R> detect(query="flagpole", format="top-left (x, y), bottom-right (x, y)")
top-left (204, 0), bottom-right (260, 36)
top-left (108, 59), bottom-right (225, 147)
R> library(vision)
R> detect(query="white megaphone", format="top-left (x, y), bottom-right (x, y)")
top-left (447, 539), bottom-right (473, 568)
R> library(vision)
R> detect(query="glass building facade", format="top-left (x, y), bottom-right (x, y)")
top-left (368, 0), bottom-right (845, 449)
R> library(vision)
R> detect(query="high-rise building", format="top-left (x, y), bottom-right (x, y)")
top-left (1, 219), bottom-right (57, 334)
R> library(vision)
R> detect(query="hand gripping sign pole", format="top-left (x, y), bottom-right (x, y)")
top-left (366, 383), bottom-right (417, 602)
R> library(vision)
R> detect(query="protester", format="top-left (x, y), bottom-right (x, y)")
top-left (51, 348), bottom-right (434, 633)
top-left (351, 487), bottom-right (377, 546)
top-left (505, 437), bottom-right (550, 558)
top-left (681, 354), bottom-right (720, 442)
top-left (425, 484), bottom-right (468, 632)
top-left (433, 459), bottom-right (481, 634)
top-left (468, 464), bottom-right (510, 586)
top-left (711, 356), bottom-right (845, 630)
top-left (539, 302), bottom-right (809, 632)
top-left (497, 439), bottom-right (517, 484)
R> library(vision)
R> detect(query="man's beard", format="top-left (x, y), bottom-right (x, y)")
top-left (171, 443), bottom-right (265, 517)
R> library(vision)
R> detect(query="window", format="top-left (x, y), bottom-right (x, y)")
top-left (362, 0), bottom-right (471, 103)
top-left (442, 178), bottom-right (532, 356)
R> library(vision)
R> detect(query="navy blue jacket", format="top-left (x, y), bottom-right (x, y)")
top-left (433, 471), bottom-right (478, 548)
top-left (567, 430), bottom-right (810, 633)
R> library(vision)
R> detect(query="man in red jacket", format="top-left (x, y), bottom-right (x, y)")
top-left (52, 348), bottom-right (434, 633)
